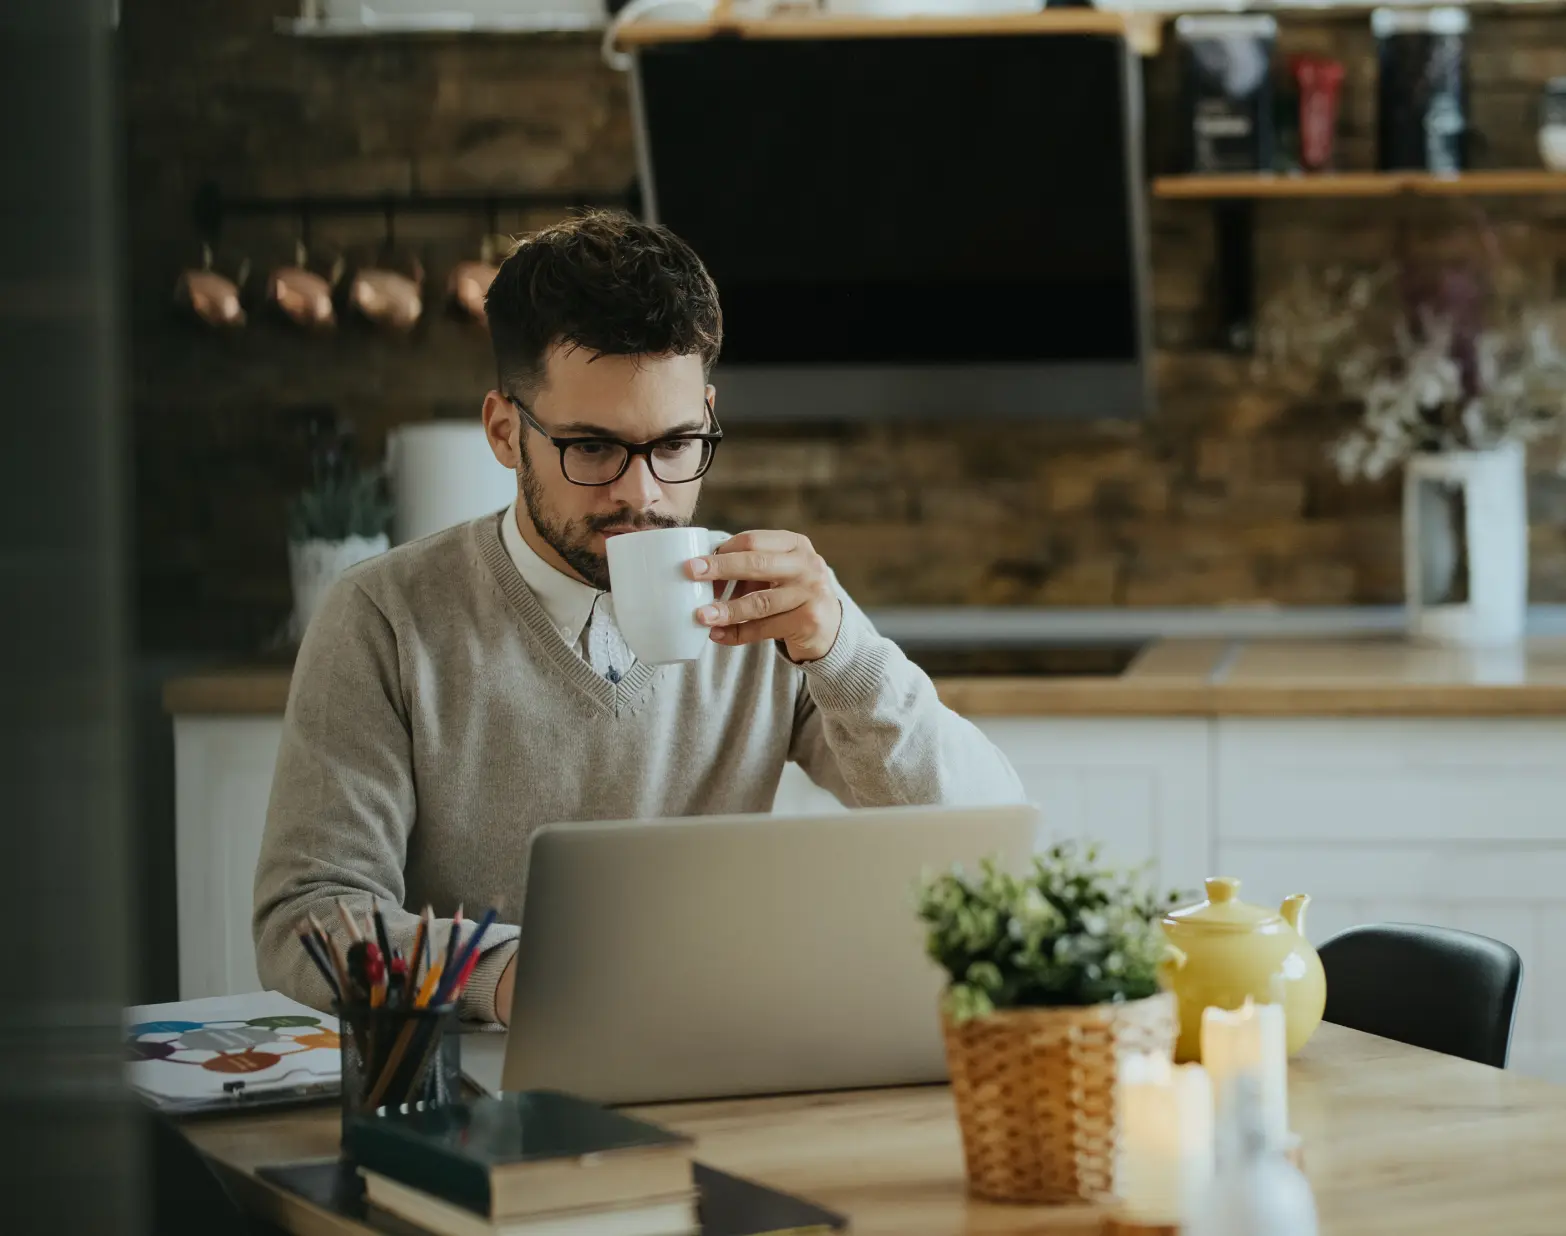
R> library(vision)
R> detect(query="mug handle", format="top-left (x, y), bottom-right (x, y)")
top-left (708, 530), bottom-right (738, 603)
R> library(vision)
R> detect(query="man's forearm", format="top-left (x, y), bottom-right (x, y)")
top-left (792, 602), bottom-right (1026, 807)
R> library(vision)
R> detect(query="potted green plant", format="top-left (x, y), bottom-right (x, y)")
top-left (286, 427), bottom-right (393, 641)
top-left (916, 843), bottom-right (1182, 1206)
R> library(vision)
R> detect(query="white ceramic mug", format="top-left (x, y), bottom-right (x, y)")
top-left (606, 527), bottom-right (738, 664)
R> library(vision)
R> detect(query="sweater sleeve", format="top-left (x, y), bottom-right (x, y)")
top-left (252, 577), bottom-right (519, 1026)
top-left (786, 581), bottom-right (1027, 809)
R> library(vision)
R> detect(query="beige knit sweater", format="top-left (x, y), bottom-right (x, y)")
top-left (252, 513), bottom-right (1024, 1023)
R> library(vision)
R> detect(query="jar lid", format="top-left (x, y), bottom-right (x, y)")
top-left (1372, 6), bottom-right (1470, 36)
top-left (1175, 13), bottom-right (1277, 37)
top-left (1162, 876), bottom-right (1281, 932)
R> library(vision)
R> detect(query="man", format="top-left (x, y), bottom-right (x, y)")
top-left (253, 211), bottom-right (1024, 1027)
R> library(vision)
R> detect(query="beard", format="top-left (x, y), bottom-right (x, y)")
top-left (517, 457), bottom-right (687, 590)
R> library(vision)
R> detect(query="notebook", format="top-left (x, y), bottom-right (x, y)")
top-left (124, 990), bottom-right (341, 1113)
top-left (259, 1158), bottom-right (849, 1236)
top-left (341, 1089), bottom-right (693, 1218)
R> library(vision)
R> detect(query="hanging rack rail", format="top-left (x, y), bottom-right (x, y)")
top-left (191, 181), bottom-right (634, 236)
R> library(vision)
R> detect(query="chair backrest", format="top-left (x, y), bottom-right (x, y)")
top-left (1318, 923), bottom-right (1522, 1069)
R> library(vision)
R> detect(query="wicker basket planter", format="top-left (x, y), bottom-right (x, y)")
top-left (941, 989), bottom-right (1179, 1205)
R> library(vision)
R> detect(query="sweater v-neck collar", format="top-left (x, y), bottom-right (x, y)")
top-left (474, 515), bottom-right (657, 715)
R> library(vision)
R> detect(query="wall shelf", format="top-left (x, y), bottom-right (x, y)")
top-left (1153, 170), bottom-right (1566, 200)
top-left (612, 9), bottom-right (1165, 54)
top-left (1155, 169), bottom-right (1566, 352)
top-left (277, 13), bottom-right (603, 35)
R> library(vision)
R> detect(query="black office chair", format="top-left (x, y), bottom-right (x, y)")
top-left (1318, 923), bottom-right (1522, 1069)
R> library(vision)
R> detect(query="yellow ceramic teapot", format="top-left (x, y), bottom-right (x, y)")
top-left (1158, 876), bottom-right (1326, 1063)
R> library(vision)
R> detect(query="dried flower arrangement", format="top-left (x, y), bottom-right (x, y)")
top-left (1253, 220), bottom-right (1566, 483)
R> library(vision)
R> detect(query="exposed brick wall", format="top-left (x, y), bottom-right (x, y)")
top-left (125, 1), bottom-right (1566, 652)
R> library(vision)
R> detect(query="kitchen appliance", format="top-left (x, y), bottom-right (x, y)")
top-left (1292, 54), bottom-right (1345, 172)
top-left (1373, 6), bottom-right (1470, 174)
top-left (1540, 77), bottom-right (1566, 172)
top-left (1175, 14), bottom-right (1277, 174)
top-left (385, 422), bottom-right (516, 545)
top-left (627, 32), bottom-right (1153, 421)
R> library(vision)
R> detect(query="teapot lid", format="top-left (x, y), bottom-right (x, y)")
top-left (1162, 876), bottom-right (1281, 932)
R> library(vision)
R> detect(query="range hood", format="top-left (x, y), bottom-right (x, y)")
top-left (281, 0), bottom-right (607, 34)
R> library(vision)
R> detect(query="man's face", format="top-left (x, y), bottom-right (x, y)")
top-left (482, 343), bottom-right (713, 589)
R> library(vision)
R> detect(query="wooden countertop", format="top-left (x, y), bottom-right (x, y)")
top-left (163, 635), bottom-right (1566, 718)
top-left (182, 1023), bottom-right (1566, 1236)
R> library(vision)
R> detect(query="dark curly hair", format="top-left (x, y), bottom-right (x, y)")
top-left (484, 209), bottom-right (723, 398)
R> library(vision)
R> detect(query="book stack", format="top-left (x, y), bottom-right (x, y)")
top-left (345, 1089), bottom-right (695, 1236)
top-left (337, 1089), bottom-right (845, 1236)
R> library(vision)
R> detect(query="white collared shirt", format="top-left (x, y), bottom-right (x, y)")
top-left (500, 501), bottom-right (632, 680)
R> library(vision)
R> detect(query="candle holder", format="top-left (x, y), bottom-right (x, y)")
top-left (1104, 1217), bottom-right (1181, 1236)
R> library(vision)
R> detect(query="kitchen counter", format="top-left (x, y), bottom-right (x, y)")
top-left (162, 634), bottom-right (1566, 717)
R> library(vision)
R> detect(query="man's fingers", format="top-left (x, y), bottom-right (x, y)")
top-left (708, 612), bottom-right (796, 646)
top-left (690, 548), bottom-right (806, 582)
top-left (713, 529), bottom-right (810, 555)
top-left (698, 585), bottom-right (809, 627)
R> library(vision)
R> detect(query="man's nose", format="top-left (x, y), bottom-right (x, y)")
top-left (608, 453), bottom-right (662, 508)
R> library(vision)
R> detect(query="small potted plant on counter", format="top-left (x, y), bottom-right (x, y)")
top-left (286, 420), bottom-right (393, 642)
top-left (916, 843), bottom-right (1181, 1206)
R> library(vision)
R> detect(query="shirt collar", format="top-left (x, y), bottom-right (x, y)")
top-left (501, 500), bottom-right (604, 645)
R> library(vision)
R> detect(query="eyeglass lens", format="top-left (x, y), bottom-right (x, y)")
top-left (563, 437), bottom-right (714, 485)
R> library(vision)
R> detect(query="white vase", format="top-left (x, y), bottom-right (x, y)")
top-left (288, 534), bottom-right (389, 641)
top-left (1402, 441), bottom-right (1528, 647)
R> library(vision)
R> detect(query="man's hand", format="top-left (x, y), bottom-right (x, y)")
top-left (688, 530), bottom-right (843, 663)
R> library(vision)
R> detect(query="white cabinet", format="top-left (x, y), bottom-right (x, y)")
top-left (776, 718), bottom-right (1214, 900)
top-left (174, 716), bottom-right (283, 999)
top-left (1215, 718), bottom-right (1566, 1083)
top-left (970, 718), bottom-right (1213, 899)
top-left (173, 703), bottom-right (1566, 1081)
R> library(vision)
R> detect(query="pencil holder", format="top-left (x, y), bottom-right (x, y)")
top-left (337, 1001), bottom-right (461, 1133)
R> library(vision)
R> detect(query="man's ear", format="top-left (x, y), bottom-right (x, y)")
top-left (482, 391), bottom-right (521, 469)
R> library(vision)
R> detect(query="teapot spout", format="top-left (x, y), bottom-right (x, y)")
top-left (1280, 893), bottom-right (1311, 938)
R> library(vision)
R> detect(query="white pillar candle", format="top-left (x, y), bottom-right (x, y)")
top-left (1115, 1051), bottom-right (1216, 1224)
top-left (1201, 998), bottom-right (1289, 1152)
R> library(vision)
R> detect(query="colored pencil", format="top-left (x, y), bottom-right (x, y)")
top-left (405, 908), bottom-right (430, 1004)
top-left (336, 897), bottom-right (364, 944)
top-left (297, 924), bottom-right (341, 1000)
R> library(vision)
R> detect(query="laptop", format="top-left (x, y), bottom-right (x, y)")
top-left (466, 802), bottom-right (1042, 1106)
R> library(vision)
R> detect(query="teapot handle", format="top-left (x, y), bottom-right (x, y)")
top-left (1157, 943), bottom-right (1187, 991)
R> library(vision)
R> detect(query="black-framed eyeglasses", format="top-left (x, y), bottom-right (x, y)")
top-left (509, 395), bottom-right (723, 487)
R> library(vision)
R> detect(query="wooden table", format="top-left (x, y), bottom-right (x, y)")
top-left (183, 1024), bottom-right (1566, 1236)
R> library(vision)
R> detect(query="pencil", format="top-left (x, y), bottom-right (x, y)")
top-left (415, 960), bottom-right (443, 1008)
top-left (297, 924), bottom-right (341, 1001)
top-left (443, 905), bottom-right (464, 979)
top-left (436, 907), bottom-right (497, 1007)
top-left (336, 897), bottom-right (364, 944)
top-left (307, 911), bottom-right (351, 997)
top-left (405, 908), bottom-right (430, 1004)
top-left (372, 905), bottom-right (394, 980)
